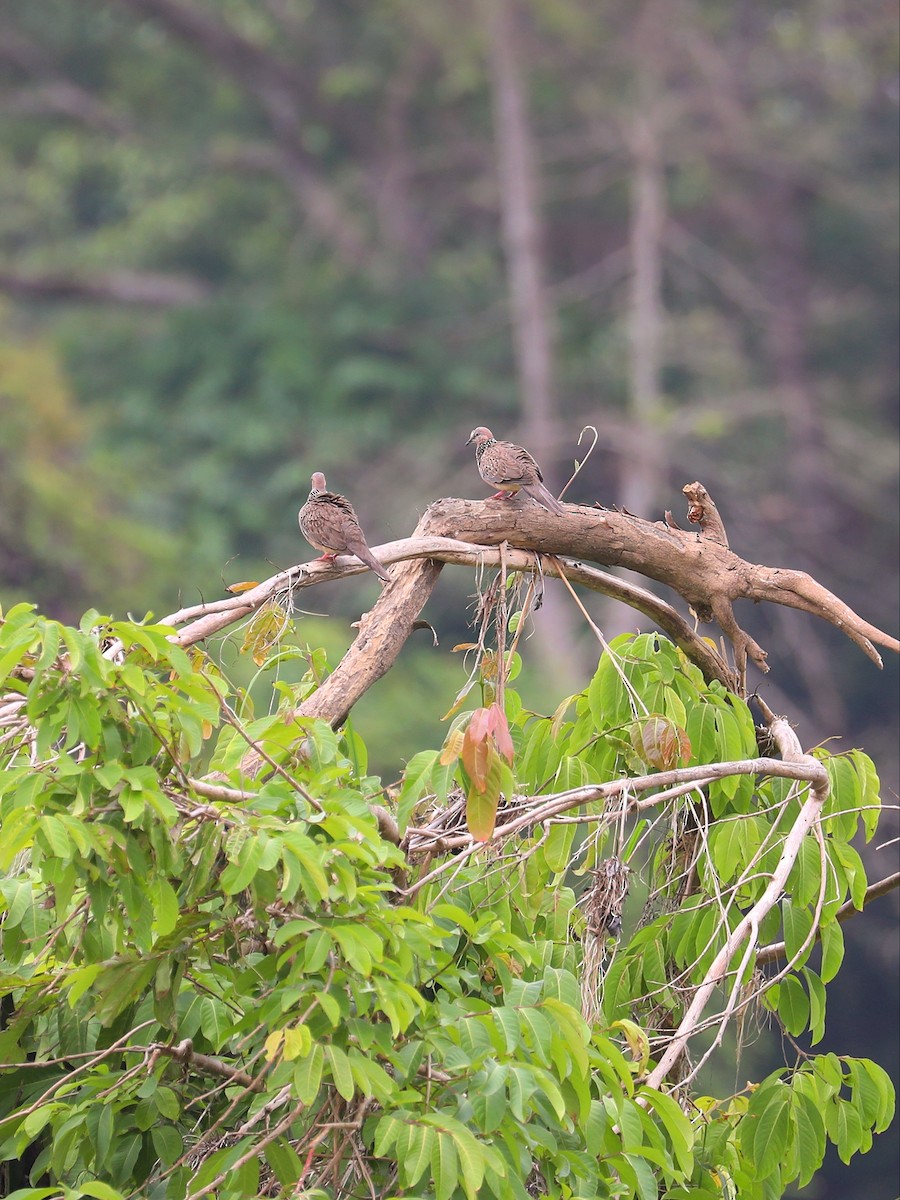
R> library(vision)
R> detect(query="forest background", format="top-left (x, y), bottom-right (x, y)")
top-left (0, 1), bottom-right (897, 1196)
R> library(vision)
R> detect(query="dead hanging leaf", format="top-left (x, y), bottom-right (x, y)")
top-left (227, 580), bottom-right (260, 593)
top-left (629, 715), bottom-right (691, 771)
top-left (451, 642), bottom-right (479, 653)
top-left (550, 695), bottom-right (575, 742)
top-left (481, 651), bottom-right (499, 681)
top-left (439, 725), bottom-right (466, 767)
top-left (412, 620), bottom-right (440, 646)
top-left (611, 1018), bottom-right (651, 1070)
top-left (441, 678), bottom-right (478, 721)
top-left (241, 600), bottom-right (287, 667)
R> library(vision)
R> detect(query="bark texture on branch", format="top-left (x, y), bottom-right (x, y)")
top-left (157, 489), bottom-right (900, 774)
top-left (190, 492), bottom-right (899, 777)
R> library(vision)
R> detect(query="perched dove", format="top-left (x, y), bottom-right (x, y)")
top-left (299, 472), bottom-right (392, 583)
top-left (466, 426), bottom-right (567, 516)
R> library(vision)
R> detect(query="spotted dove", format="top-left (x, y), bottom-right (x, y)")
top-left (299, 473), bottom-right (391, 583)
top-left (466, 426), bottom-right (567, 516)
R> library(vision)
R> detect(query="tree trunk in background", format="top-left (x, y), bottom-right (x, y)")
top-left (761, 180), bottom-right (844, 730)
top-left (622, 109), bottom-right (667, 520)
top-left (604, 5), bottom-right (669, 641)
top-left (483, 0), bottom-right (581, 688)
top-left (763, 180), bottom-right (831, 545)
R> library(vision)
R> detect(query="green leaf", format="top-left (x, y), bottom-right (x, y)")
top-left (542, 997), bottom-right (590, 1079)
top-left (373, 1113), bottom-right (401, 1157)
top-left (518, 1005), bottom-right (553, 1064)
top-left (823, 753), bottom-right (862, 840)
top-left (746, 1081), bottom-right (791, 1180)
top-left (397, 750), bottom-right (441, 831)
top-left (0, 806), bottom-right (37, 871)
top-left (151, 877), bottom-right (180, 937)
top-left (448, 1123), bottom-right (488, 1198)
top-left (199, 997), bottom-right (232, 1049)
top-left (790, 1088), bottom-right (826, 1188)
top-left (282, 1025), bottom-right (312, 1060)
top-left (404, 1124), bottom-right (436, 1187)
top-left (814, 1053), bottom-right (846, 1096)
top-left (622, 1151), bottom-right (661, 1200)
top-left (782, 900), bottom-right (814, 966)
top-left (831, 841), bottom-right (868, 910)
top-left (708, 818), bottom-right (745, 883)
top-left (819, 919), bottom-right (845, 984)
top-left (614, 1095), bottom-right (645, 1152)
top-left (492, 1006), bottom-right (521, 1054)
top-left (803, 967), bottom-right (827, 1044)
top-left (542, 965), bottom-right (583, 1010)
top-left (151, 1124), bottom-right (183, 1167)
top-left (220, 834), bottom-right (266, 894)
top-left (0, 628), bottom-right (37, 685)
top-left (850, 749), bottom-right (882, 841)
top-left (65, 963), bottom-right (102, 1005)
top-left (93, 958), bottom-right (157, 1025)
top-left (856, 1059), bottom-right (896, 1133)
top-left (683, 701), bottom-right (717, 763)
top-left (832, 1097), bottom-right (864, 1164)
top-left (788, 835), bottom-right (822, 908)
top-left (777, 974), bottom-right (810, 1037)
top-left (1, 1190), bottom-right (60, 1200)
top-left (639, 1087), bottom-right (695, 1177)
top-left (39, 815), bottom-right (72, 859)
top-left (847, 1057), bottom-right (893, 1132)
top-left (265, 1139), bottom-right (304, 1188)
top-left (325, 1044), bottom-right (355, 1101)
top-left (79, 1183), bottom-right (127, 1200)
top-left (588, 649), bottom-right (632, 729)
top-left (293, 1043), bottom-right (324, 1105)
top-left (431, 1128), bottom-right (459, 1200)
top-left (542, 820), bottom-right (576, 873)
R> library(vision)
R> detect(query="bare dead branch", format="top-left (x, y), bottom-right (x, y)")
top-left (756, 870), bottom-right (900, 966)
top-left (682, 481), bottom-right (729, 547)
top-left (0, 268), bottom-right (210, 307)
top-left (158, 495), bottom-right (896, 770)
top-left (641, 714), bottom-right (829, 1091)
top-left (150, 1039), bottom-right (263, 1092)
top-left (402, 754), bottom-right (829, 867)
top-left (3, 81), bottom-right (133, 134)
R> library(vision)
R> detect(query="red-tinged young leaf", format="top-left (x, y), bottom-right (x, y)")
top-left (486, 701), bottom-right (515, 763)
top-left (467, 705), bottom-right (493, 742)
top-left (466, 748), bottom-right (503, 841)
top-left (630, 715), bottom-right (691, 770)
top-left (465, 710), bottom-right (494, 796)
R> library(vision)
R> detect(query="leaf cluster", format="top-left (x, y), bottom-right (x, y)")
top-left (0, 610), bottom-right (893, 1199)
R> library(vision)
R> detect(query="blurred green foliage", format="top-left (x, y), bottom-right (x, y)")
top-left (0, 7), bottom-right (896, 1188)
